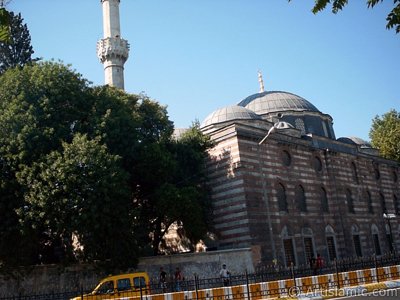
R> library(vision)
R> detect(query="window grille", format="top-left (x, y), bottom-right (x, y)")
top-left (353, 235), bottom-right (362, 257)
top-left (373, 234), bottom-right (381, 256)
top-left (283, 238), bottom-right (296, 266)
top-left (326, 236), bottom-right (337, 261)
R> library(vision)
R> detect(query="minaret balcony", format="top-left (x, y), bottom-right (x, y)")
top-left (97, 37), bottom-right (130, 63)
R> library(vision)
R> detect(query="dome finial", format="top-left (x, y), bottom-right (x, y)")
top-left (258, 70), bottom-right (265, 93)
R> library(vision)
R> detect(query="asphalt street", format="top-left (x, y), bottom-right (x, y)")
top-left (332, 287), bottom-right (400, 299)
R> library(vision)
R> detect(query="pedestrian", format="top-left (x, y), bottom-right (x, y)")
top-left (316, 253), bottom-right (324, 274)
top-left (219, 264), bottom-right (230, 286)
top-left (159, 267), bottom-right (167, 293)
top-left (174, 267), bottom-right (184, 291)
top-left (309, 255), bottom-right (317, 275)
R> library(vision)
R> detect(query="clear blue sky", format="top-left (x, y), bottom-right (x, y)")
top-left (8, 0), bottom-right (400, 141)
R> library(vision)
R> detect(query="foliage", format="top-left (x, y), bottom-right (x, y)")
top-left (0, 11), bottom-right (36, 74)
top-left (369, 109), bottom-right (400, 162)
top-left (288, 0), bottom-right (400, 34)
top-left (132, 122), bottom-right (213, 255)
top-left (18, 134), bottom-right (137, 269)
top-left (0, 61), bottom-right (212, 269)
top-left (0, 8), bottom-right (10, 43)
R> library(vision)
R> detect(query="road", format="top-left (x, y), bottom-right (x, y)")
top-left (332, 287), bottom-right (400, 299)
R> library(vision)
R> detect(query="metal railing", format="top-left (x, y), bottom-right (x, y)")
top-left (1, 253), bottom-right (400, 300)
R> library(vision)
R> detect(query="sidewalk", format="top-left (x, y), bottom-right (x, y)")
top-left (277, 279), bottom-right (400, 299)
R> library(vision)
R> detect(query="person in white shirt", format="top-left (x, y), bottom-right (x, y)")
top-left (219, 264), bottom-right (230, 286)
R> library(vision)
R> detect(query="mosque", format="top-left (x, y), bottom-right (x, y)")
top-left (200, 75), bottom-right (400, 266)
top-left (99, 1), bottom-right (400, 267)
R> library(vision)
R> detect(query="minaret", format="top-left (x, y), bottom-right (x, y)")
top-left (97, 0), bottom-right (130, 89)
top-left (258, 70), bottom-right (265, 93)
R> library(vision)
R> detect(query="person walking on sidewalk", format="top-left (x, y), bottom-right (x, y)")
top-left (219, 264), bottom-right (230, 286)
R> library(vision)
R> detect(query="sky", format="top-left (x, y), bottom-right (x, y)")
top-left (8, 0), bottom-right (400, 141)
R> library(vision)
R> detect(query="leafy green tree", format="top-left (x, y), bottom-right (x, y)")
top-left (18, 134), bottom-right (137, 269)
top-left (134, 122), bottom-right (213, 255)
top-left (289, 0), bottom-right (400, 33)
top-left (0, 62), bottom-right (138, 268)
top-left (0, 61), bottom-right (92, 167)
top-left (369, 109), bottom-right (400, 162)
top-left (0, 10), bottom-right (35, 74)
top-left (0, 61), bottom-right (213, 268)
top-left (0, 7), bottom-right (10, 42)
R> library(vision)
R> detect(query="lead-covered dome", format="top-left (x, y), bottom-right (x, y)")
top-left (201, 105), bottom-right (261, 128)
top-left (237, 91), bottom-right (319, 115)
top-left (337, 137), bottom-right (372, 148)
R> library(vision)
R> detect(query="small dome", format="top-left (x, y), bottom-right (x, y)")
top-left (238, 91), bottom-right (319, 115)
top-left (338, 137), bottom-right (372, 148)
top-left (201, 105), bottom-right (261, 128)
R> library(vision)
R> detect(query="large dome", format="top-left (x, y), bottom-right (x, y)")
top-left (237, 91), bottom-right (319, 115)
top-left (201, 105), bottom-right (261, 128)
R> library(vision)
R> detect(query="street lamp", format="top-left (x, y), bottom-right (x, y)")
top-left (258, 121), bottom-right (293, 263)
top-left (383, 213), bottom-right (396, 254)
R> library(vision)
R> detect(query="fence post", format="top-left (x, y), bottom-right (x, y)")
top-left (195, 274), bottom-right (199, 300)
top-left (80, 285), bottom-right (84, 300)
top-left (374, 254), bottom-right (379, 283)
top-left (334, 258), bottom-right (340, 289)
top-left (245, 270), bottom-right (251, 300)
top-left (291, 262), bottom-right (296, 287)
top-left (139, 278), bottom-right (143, 300)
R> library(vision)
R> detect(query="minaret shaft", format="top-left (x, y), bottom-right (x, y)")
top-left (97, 0), bottom-right (130, 90)
top-left (102, 0), bottom-right (121, 38)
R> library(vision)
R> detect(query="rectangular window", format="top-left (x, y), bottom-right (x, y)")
top-left (303, 237), bottom-right (314, 263)
top-left (353, 235), bottom-right (362, 257)
top-left (133, 277), bottom-right (146, 289)
top-left (117, 278), bottom-right (131, 291)
top-left (373, 234), bottom-right (381, 256)
top-left (326, 236), bottom-right (337, 261)
top-left (283, 238), bottom-right (296, 267)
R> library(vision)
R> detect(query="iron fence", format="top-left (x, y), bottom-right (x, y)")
top-left (1, 253), bottom-right (400, 300)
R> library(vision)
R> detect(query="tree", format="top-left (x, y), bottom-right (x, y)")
top-left (0, 11), bottom-right (36, 74)
top-left (289, 0), bottom-right (400, 34)
top-left (0, 8), bottom-right (10, 42)
top-left (18, 134), bottom-right (137, 270)
top-left (0, 61), bottom-right (213, 269)
top-left (369, 109), bottom-right (400, 162)
top-left (133, 122), bottom-right (213, 255)
top-left (0, 62), bottom-right (99, 268)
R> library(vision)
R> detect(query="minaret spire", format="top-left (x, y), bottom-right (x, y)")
top-left (258, 70), bottom-right (265, 93)
top-left (97, 0), bottom-right (130, 90)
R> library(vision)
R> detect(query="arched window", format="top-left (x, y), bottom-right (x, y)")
top-left (366, 191), bottom-right (374, 214)
top-left (351, 162), bottom-right (359, 184)
top-left (281, 150), bottom-right (292, 166)
top-left (296, 185), bottom-right (307, 212)
top-left (392, 168), bottom-right (398, 183)
top-left (380, 192), bottom-right (387, 213)
top-left (325, 225), bottom-right (337, 261)
top-left (371, 224), bottom-right (381, 256)
top-left (346, 189), bottom-right (355, 213)
top-left (373, 162), bottom-right (380, 180)
top-left (295, 118), bottom-right (305, 135)
top-left (277, 183), bottom-right (288, 212)
top-left (351, 225), bottom-right (362, 257)
top-left (320, 187), bottom-right (329, 213)
top-left (313, 156), bottom-right (322, 172)
top-left (302, 228), bottom-right (315, 264)
top-left (394, 194), bottom-right (399, 215)
top-left (385, 223), bottom-right (394, 253)
top-left (281, 226), bottom-right (296, 267)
